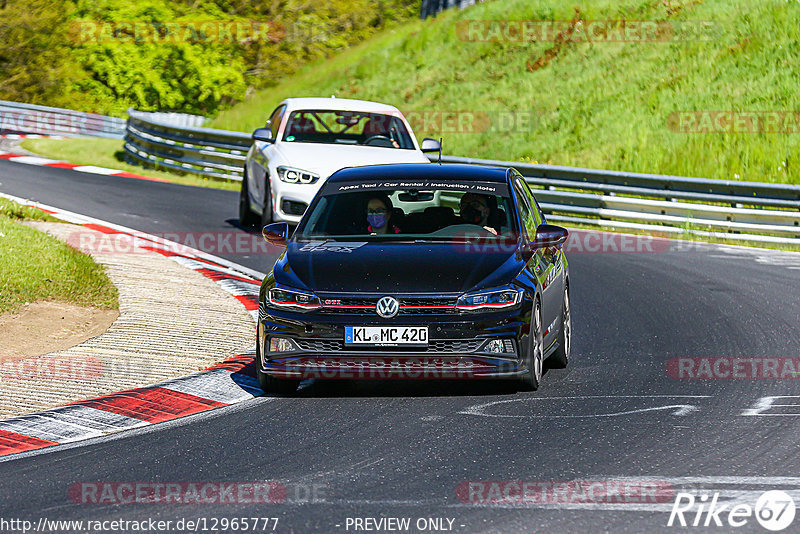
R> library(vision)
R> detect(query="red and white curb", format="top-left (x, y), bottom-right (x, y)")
top-left (0, 134), bottom-right (64, 139)
top-left (0, 150), bottom-right (168, 183)
top-left (0, 193), bottom-right (266, 459)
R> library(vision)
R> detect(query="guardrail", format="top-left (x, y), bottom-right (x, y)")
top-left (436, 155), bottom-right (800, 244)
top-left (124, 109), bottom-right (250, 181)
top-left (0, 100), bottom-right (125, 138)
top-left (122, 108), bottom-right (800, 244)
top-left (420, 0), bottom-right (482, 19)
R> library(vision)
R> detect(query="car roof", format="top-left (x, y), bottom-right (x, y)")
top-left (280, 98), bottom-right (401, 114)
top-left (327, 163), bottom-right (511, 184)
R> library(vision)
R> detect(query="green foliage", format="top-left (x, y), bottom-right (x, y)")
top-left (0, 0), bottom-right (419, 116)
top-left (212, 0), bottom-right (800, 184)
top-left (0, 201), bottom-right (118, 313)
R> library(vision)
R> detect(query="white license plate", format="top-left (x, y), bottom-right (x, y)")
top-left (344, 326), bottom-right (428, 346)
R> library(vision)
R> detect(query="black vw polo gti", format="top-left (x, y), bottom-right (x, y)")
top-left (257, 163), bottom-right (571, 393)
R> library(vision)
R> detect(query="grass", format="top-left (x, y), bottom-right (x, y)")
top-left (0, 198), bottom-right (119, 314)
top-left (20, 138), bottom-right (240, 191)
top-left (210, 0), bottom-right (800, 184)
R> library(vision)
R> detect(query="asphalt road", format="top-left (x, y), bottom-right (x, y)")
top-left (2, 158), bottom-right (800, 533)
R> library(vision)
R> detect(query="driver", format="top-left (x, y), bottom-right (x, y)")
top-left (362, 118), bottom-right (400, 148)
top-left (459, 193), bottom-right (498, 235)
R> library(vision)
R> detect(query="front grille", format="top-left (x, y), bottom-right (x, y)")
top-left (318, 297), bottom-right (458, 315)
top-left (294, 338), bottom-right (484, 353)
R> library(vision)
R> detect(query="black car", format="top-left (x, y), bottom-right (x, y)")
top-left (256, 163), bottom-right (571, 393)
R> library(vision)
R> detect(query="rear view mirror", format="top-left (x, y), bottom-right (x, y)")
top-left (262, 222), bottom-right (289, 247)
top-left (398, 191), bottom-right (435, 202)
top-left (252, 128), bottom-right (274, 143)
top-left (532, 224), bottom-right (569, 249)
top-left (420, 138), bottom-right (441, 153)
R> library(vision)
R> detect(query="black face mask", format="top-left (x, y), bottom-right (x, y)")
top-left (461, 206), bottom-right (483, 224)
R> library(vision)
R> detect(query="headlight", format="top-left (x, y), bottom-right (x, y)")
top-left (456, 287), bottom-right (524, 312)
top-left (267, 287), bottom-right (322, 311)
top-left (276, 166), bottom-right (319, 184)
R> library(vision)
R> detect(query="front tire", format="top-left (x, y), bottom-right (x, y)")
top-left (239, 170), bottom-right (259, 227)
top-left (257, 368), bottom-right (300, 395)
top-left (547, 288), bottom-right (571, 369)
top-left (260, 175), bottom-right (273, 227)
top-left (519, 300), bottom-right (543, 391)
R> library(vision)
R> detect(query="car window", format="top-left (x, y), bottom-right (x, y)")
top-left (519, 177), bottom-right (546, 224)
top-left (297, 181), bottom-right (513, 240)
top-left (267, 105), bottom-right (285, 139)
top-left (513, 181), bottom-right (537, 239)
top-left (281, 110), bottom-right (415, 149)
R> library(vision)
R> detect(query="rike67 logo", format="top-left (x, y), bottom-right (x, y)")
top-left (668, 490), bottom-right (796, 531)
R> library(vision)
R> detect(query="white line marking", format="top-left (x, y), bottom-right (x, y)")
top-left (460, 396), bottom-right (711, 418)
top-left (7, 156), bottom-right (60, 165)
top-left (72, 165), bottom-right (120, 175)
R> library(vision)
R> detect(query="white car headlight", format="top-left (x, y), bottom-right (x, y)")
top-left (456, 287), bottom-right (524, 312)
top-left (277, 166), bottom-right (319, 184)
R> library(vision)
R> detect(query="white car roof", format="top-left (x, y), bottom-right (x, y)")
top-left (280, 97), bottom-right (401, 115)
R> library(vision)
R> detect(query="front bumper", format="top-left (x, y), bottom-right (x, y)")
top-left (258, 305), bottom-right (532, 380)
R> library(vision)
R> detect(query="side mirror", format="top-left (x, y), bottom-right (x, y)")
top-left (252, 127), bottom-right (274, 143)
top-left (262, 222), bottom-right (289, 247)
top-left (532, 224), bottom-right (569, 249)
top-left (420, 138), bottom-right (441, 153)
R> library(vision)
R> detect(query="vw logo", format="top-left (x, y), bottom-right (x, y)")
top-left (376, 296), bottom-right (399, 318)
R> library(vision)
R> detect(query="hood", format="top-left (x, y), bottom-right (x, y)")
top-left (273, 143), bottom-right (430, 179)
top-left (275, 241), bottom-right (523, 294)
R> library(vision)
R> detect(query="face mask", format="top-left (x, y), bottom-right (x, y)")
top-left (461, 206), bottom-right (483, 224)
top-left (367, 213), bottom-right (387, 229)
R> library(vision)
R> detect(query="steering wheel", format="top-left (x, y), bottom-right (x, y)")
top-left (363, 135), bottom-right (393, 147)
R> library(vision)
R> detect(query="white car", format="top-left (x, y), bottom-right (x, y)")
top-left (240, 97), bottom-right (441, 226)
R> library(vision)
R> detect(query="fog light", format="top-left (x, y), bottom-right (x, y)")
top-left (486, 340), bottom-right (505, 353)
top-left (269, 337), bottom-right (296, 352)
top-left (484, 339), bottom-right (514, 354)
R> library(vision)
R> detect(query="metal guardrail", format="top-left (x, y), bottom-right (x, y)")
top-left (122, 109), bottom-right (800, 243)
top-left (124, 109), bottom-right (250, 181)
top-left (0, 100), bottom-right (125, 138)
top-left (420, 0), bottom-right (481, 19)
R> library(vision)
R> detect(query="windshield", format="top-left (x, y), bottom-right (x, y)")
top-left (281, 110), bottom-right (415, 149)
top-left (297, 179), bottom-right (515, 241)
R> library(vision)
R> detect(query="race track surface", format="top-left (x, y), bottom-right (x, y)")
top-left (2, 158), bottom-right (799, 533)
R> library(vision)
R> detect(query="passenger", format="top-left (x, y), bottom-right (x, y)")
top-left (366, 194), bottom-right (401, 235)
top-left (459, 193), bottom-right (498, 235)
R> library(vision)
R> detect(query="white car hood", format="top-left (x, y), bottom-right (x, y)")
top-left (272, 142), bottom-right (430, 178)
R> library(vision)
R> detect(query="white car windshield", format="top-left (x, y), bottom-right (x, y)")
top-left (281, 110), bottom-right (415, 149)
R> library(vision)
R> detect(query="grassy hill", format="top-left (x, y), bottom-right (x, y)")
top-left (210, 0), bottom-right (800, 184)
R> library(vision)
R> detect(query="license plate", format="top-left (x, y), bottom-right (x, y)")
top-left (344, 326), bottom-right (428, 346)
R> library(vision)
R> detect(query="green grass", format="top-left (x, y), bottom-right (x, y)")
top-left (210, 0), bottom-right (800, 184)
top-left (20, 138), bottom-right (239, 191)
top-left (0, 198), bottom-right (119, 314)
